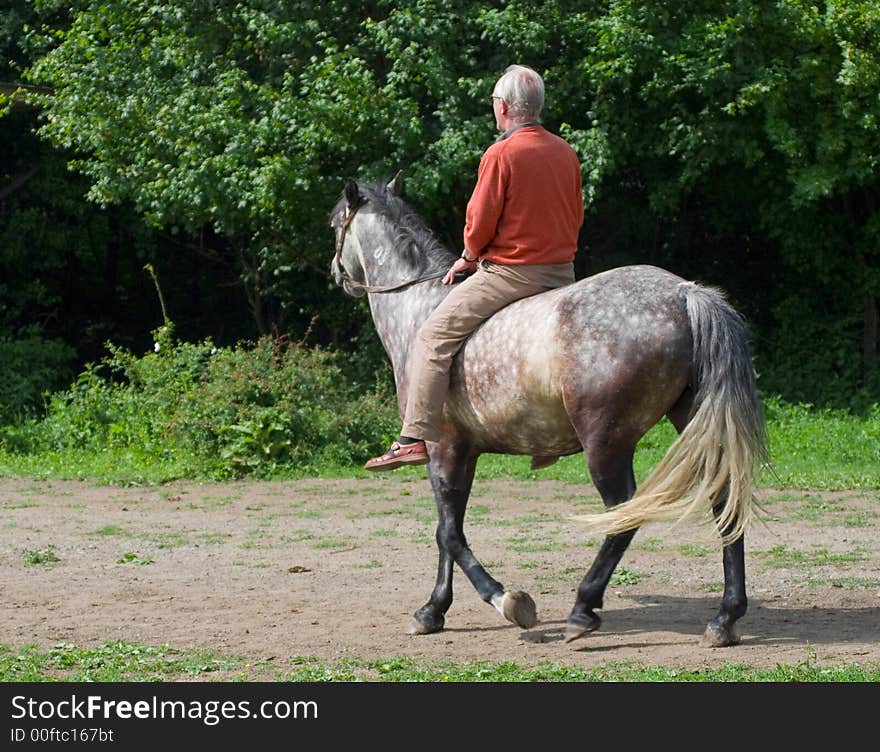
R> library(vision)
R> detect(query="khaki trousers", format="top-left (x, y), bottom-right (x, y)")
top-left (401, 260), bottom-right (575, 442)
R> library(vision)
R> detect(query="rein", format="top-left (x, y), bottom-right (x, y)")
top-left (333, 201), bottom-right (446, 294)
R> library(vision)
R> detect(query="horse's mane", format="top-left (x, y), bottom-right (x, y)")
top-left (334, 180), bottom-right (456, 274)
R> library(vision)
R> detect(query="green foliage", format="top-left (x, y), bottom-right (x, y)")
top-left (757, 294), bottom-right (880, 409)
top-left (3, 328), bottom-right (399, 479)
top-left (0, 335), bottom-right (75, 422)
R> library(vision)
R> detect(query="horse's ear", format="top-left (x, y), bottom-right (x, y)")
top-left (344, 178), bottom-right (361, 209)
top-left (387, 170), bottom-right (404, 196)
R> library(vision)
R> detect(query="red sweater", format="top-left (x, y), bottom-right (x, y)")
top-left (463, 126), bottom-right (583, 265)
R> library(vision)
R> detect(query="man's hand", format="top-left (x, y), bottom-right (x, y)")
top-left (443, 256), bottom-right (478, 285)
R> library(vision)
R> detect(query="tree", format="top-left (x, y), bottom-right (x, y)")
top-left (1, 1), bottom-right (255, 376)
top-left (596, 1), bottom-right (879, 398)
top-left (16, 0), bottom-right (880, 404)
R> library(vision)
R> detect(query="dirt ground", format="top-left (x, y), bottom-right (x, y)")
top-left (1, 473), bottom-right (878, 675)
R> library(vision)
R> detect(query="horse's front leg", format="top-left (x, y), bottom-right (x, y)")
top-left (702, 503), bottom-right (747, 647)
top-left (407, 440), bottom-right (537, 635)
top-left (407, 440), bottom-right (476, 635)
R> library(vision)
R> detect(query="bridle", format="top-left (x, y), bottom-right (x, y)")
top-left (333, 200), bottom-right (446, 294)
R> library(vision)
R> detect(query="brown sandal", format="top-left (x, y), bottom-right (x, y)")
top-left (364, 440), bottom-right (429, 471)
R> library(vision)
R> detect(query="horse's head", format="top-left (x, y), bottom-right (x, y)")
top-left (329, 172), bottom-right (405, 298)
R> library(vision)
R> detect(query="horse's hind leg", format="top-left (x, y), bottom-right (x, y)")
top-left (668, 391), bottom-right (746, 647)
top-left (566, 529), bottom-right (637, 642)
top-left (408, 440), bottom-right (536, 635)
top-left (566, 440), bottom-right (639, 643)
top-left (702, 502), bottom-right (747, 647)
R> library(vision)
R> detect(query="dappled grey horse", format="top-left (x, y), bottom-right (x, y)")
top-left (330, 174), bottom-right (768, 647)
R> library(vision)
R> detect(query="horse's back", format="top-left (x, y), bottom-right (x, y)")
top-left (447, 265), bottom-right (693, 453)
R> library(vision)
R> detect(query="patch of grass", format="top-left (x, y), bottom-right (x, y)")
top-left (280, 653), bottom-right (880, 682)
top-left (475, 511), bottom-right (567, 528)
top-left (806, 576), bottom-right (880, 589)
top-left (116, 552), bottom-right (154, 565)
top-left (191, 495), bottom-right (238, 511)
top-left (760, 398), bottom-right (880, 490)
top-left (22, 545), bottom-right (60, 567)
top-left (754, 544), bottom-right (867, 569)
top-left (636, 538), bottom-right (664, 552)
top-left (2, 643), bottom-right (877, 682)
top-left (504, 535), bottom-right (563, 553)
top-left (807, 548), bottom-right (867, 567)
top-left (0, 446), bottom-right (192, 485)
top-left (535, 566), bottom-right (581, 594)
top-left (347, 503), bottom-right (422, 520)
top-left (679, 544), bottom-right (710, 558)
top-left (369, 528), bottom-right (398, 538)
top-left (312, 537), bottom-right (355, 550)
top-left (843, 513), bottom-right (875, 528)
top-left (92, 524), bottom-right (129, 537)
top-left (0, 641), bottom-right (242, 681)
top-left (610, 567), bottom-right (648, 585)
top-left (790, 496), bottom-right (842, 522)
top-left (148, 530), bottom-right (191, 549)
top-left (197, 532), bottom-right (229, 545)
top-left (239, 540), bottom-right (273, 551)
top-left (516, 561), bottom-right (543, 570)
top-left (280, 530), bottom-right (316, 543)
top-left (763, 491), bottom-right (816, 505)
top-left (3, 501), bottom-right (37, 509)
top-left (91, 523), bottom-right (198, 550)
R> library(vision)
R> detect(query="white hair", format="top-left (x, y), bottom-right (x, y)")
top-left (493, 65), bottom-right (544, 121)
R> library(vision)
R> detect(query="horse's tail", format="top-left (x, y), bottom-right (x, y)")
top-left (573, 281), bottom-right (769, 545)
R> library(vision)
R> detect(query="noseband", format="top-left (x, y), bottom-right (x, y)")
top-left (333, 200), bottom-right (446, 294)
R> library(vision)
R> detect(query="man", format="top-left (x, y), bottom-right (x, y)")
top-left (365, 64), bottom-right (584, 471)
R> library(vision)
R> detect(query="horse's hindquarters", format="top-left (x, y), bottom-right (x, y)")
top-left (444, 267), bottom-right (693, 457)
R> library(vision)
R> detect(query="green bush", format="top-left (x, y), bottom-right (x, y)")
top-left (4, 327), bottom-right (399, 478)
top-left (0, 335), bottom-right (76, 423)
top-left (753, 294), bottom-right (880, 412)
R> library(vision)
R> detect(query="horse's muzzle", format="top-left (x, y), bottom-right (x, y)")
top-left (330, 259), bottom-right (366, 298)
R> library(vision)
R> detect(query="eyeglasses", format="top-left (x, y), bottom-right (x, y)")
top-left (490, 95), bottom-right (503, 104)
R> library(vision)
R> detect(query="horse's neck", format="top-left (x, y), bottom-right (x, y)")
top-left (369, 282), bottom-right (449, 391)
top-left (353, 210), bottom-right (454, 392)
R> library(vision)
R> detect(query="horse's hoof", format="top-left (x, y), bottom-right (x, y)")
top-left (564, 613), bottom-right (601, 644)
top-left (701, 621), bottom-right (740, 648)
top-left (502, 590), bottom-right (538, 629)
top-left (407, 609), bottom-right (444, 635)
